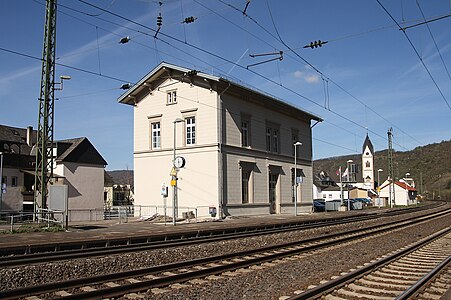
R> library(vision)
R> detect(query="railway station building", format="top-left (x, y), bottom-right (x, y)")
top-left (119, 62), bottom-right (322, 217)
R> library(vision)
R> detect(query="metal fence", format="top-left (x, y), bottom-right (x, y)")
top-left (0, 209), bottom-right (65, 233)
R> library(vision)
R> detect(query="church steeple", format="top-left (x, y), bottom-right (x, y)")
top-left (362, 134), bottom-right (374, 190)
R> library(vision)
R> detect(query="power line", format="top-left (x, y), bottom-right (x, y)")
top-left (214, 0), bottom-right (419, 148)
top-left (75, 0), bottom-right (413, 151)
top-left (0, 46), bottom-right (129, 83)
top-left (376, 0), bottom-right (451, 111)
top-left (416, 0), bottom-right (451, 82)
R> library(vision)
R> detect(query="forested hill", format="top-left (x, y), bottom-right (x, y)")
top-left (313, 140), bottom-right (451, 200)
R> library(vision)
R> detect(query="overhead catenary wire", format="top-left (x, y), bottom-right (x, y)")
top-left (0, 46), bottom-right (129, 83)
top-left (416, 0), bottom-right (451, 82)
top-left (214, 0), bottom-right (422, 148)
top-left (74, 0), bottom-right (413, 151)
top-left (153, 80), bottom-right (358, 154)
top-left (376, 0), bottom-right (451, 111)
top-left (17, 0), bottom-right (414, 153)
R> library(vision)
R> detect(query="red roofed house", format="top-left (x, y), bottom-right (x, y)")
top-left (379, 179), bottom-right (417, 206)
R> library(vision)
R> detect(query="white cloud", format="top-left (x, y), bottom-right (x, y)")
top-left (305, 74), bottom-right (319, 83)
top-left (293, 70), bottom-right (319, 83)
top-left (294, 70), bottom-right (303, 78)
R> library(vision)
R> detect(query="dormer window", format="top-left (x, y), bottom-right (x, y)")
top-left (167, 90), bottom-right (177, 105)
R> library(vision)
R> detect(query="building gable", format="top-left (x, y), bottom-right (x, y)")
top-left (56, 138), bottom-right (107, 166)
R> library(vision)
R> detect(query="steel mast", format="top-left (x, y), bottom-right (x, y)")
top-left (387, 127), bottom-right (394, 208)
top-left (34, 0), bottom-right (57, 216)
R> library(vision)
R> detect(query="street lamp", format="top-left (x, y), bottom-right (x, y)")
top-left (377, 169), bottom-right (383, 196)
top-left (405, 172), bottom-right (410, 206)
top-left (377, 168), bottom-right (383, 207)
top-left (346, 159), bottom-right (353, 211)
top-left (0, 152), bottom-right (3, 211)
top-left (293, 142), bottom-right (302, 216)
top-left (172, 118), bottom-right (184, 225)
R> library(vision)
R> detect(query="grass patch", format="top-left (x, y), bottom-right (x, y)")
top-left (1, 223), bottom-right (64, 234)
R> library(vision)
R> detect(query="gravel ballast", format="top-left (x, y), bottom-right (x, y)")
top-left (0, 205), bottom-right (449, 299)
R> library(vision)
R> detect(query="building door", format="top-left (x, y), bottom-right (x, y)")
top-left (269, 173), bottom-right (278, 214)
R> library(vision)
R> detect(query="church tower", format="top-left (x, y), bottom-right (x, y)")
top-left (362, 134), bottom-right (374, 190)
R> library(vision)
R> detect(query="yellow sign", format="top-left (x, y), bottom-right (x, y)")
top-left (170, 167), bottom-right (178, 176)
top-left (170, 179), bottom-right (177, 186)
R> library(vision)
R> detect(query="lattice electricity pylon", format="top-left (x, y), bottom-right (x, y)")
top-left (387, 127), bottom-right (394, 207)
top-left (34, 0), bottom-right (57, 215)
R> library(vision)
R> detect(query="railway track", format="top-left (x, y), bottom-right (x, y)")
top-left (0, 204), bottom-right (441, 268)
top-left (1, 207), bottom-right (449, 300)
top-left (284, 226), bottom-right (451, 299)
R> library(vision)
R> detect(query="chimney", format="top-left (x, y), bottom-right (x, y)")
top-left (26, 126), bottom-right (33, 147)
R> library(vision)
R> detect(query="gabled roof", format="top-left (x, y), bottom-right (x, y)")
top-left (56, 137), bottom-right (107, 166)
top-left (362, 134), bottom-right (374, 154)
top-left (0, 124), bottom-right (36, 155)
top-left (118, 62), bottom-right (322, 122)
top-left (394, 181), bottom-right (417, 191)
top-left (380, 181), bottom-right (417, 192)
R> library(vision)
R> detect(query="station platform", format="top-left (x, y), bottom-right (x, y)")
top-left (0, 210), bottom-right (376, 249)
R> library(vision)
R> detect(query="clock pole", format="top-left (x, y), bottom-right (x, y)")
top-left (172, 118), bottom-right (185, 225)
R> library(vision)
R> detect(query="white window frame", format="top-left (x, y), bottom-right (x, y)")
top-left (167, 90), bottom-right (177, 105)
top-left (151, 122), bottom-right (161, 149)
top-left (186, 116), bottom-right (196, 145)
top-left (266, 128), bottom-right (271, 152)
top-left (241, 120), bottom-right (249, 147)
top-left (266, 124), bottom-right (280, 153)
top-left (241, 169), bottom-right (251, 204)
top-left (272, 129), bottom-right (279, 153)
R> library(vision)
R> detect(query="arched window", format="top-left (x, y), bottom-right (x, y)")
top-left (366, 161), bottom-right (370, 168)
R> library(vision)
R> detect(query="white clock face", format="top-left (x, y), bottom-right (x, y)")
top-left (174, 156), bottom-right (186, 168)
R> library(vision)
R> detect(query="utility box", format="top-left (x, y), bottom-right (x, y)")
top-left (325, 200), bottom-right (341, 211)
top-left (48, 185), bottom-right (68, 222)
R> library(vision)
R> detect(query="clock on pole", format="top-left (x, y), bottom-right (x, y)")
top-left (174, 156), bottom-right (186, 169)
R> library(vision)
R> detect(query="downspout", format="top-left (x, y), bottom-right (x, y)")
top-left (217, 82), bottom-right (231, 219)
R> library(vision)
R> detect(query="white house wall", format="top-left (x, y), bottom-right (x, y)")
top-left (133, 78), bottom-right (220, 217)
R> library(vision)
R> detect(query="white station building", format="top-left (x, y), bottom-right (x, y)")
top-left (119, 62), bottom-right (322, 218)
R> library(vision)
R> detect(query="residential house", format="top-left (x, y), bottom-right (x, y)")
top-left (379, 179), bottom-right (418, 206)
top-left (0, 125), bottom-right (107, 221)
top-left (104, 170), bottom-right (134, 209)
top-left (51, 138), bottom-right (107, 221)
top-left (118, 62), bottom-right (322, 217)
top-left (0, 125), bottom-right (36, 211)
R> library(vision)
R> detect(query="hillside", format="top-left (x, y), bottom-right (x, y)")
top-left (313, 140), bottom-right (451, 200)
top-left (105, 170), bottom-right (134, 186)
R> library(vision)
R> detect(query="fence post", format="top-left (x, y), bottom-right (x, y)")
top-left (10, 215), bottom-right (13, 232)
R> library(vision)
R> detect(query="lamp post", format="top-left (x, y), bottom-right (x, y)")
top-left (172, 118), bottom-right (184, 225)
top-left (377, 168), bottom-right (383, 207)
top-left (405, 172), bottom-right (410, 206)
top-left (293, 142), bottom-right (302, 216)
top-left (346, 159), bottom-right (353, 211)
top-left (0, 152), bottom-right (3, 211)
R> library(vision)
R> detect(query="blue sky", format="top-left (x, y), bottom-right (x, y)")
top-left (1, 0), bottom-right (450, 170)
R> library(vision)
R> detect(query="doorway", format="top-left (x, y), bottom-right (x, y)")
top-left (269, 173), bottom-right (278, 214)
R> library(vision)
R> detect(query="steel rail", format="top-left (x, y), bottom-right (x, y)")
top-left (395, 254), bottom-right (451, 300)
top-left (287, 227), bottom-right (451, 299)
top-left (0, 205), bottom-right (436, 267)
top-left (0, 203), bottom-right (440, 267)
top-left (1, 208), bottom-right (449, 300)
